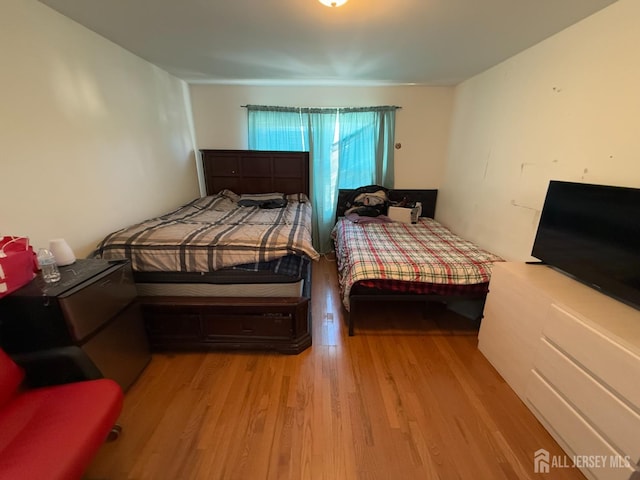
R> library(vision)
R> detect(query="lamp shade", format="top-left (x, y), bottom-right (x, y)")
top-left (49, 238), bottom-right (76, 266)
top-left (318, 0), bottom-right (348, 7)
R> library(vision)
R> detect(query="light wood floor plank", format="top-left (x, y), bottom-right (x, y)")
top-left (86, 257), bottom-right (585, 479)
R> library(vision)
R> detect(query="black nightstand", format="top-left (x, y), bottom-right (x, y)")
top-left (0, 259), bottom-right (150, 391)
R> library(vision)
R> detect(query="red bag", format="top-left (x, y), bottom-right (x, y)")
top-left (0, 236), bottom-right (38, 298)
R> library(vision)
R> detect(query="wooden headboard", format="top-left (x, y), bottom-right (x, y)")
top-left (336, 188), bottom-right (438, 219)
top-left (200, 149), bottom-right (310, 196)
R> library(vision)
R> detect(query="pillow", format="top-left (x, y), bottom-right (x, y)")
top-left (238, 193), bottom-right (287, 209)
top-left (218, 189), bottom-right (240, 203)
top-left (286, 193), bottom-right (310, 203)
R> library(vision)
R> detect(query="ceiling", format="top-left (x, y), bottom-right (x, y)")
top-left (38, 0), bottom-right (617, 86)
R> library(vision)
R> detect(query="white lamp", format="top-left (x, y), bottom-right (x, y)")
top-left (49, 238), bottom-right (76, 266)
top-left (318, 0), bottom-right (348, 7)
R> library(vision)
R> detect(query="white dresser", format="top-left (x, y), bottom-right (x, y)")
top-left (478, 262), bottom-right (640, 480)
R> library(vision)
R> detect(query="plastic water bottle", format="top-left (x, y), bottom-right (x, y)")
top-left (37, 248), bottom-right (61, 284)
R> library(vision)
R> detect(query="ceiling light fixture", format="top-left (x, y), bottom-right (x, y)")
top-left (318, 0), bottom-right (348, 7)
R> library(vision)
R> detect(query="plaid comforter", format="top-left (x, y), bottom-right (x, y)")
top-left (332, 217), bottom-right (503, 310)
top-left (95, 191), bottom-right (319, 273)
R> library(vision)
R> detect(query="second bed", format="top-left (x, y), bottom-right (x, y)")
top-left (332, 189), bottom-right (503, 335)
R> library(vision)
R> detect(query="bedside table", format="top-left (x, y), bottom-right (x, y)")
top-left (0, 259), bottom-right (150, 391)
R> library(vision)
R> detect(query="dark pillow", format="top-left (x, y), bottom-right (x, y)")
top-left (238, 193), bottom-right (287, 209)
top-left (259, 198), bottom-right (288, 209)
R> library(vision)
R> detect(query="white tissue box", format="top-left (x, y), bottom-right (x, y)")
top-left (388, 202), bottom-right (422, 224)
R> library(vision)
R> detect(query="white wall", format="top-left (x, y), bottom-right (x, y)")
top-left (189, 85), bottom-right (454, 192)
top-left (439, 0), bottom-right (640, 261)
top-left (0, 0), bottom-right (199, 257)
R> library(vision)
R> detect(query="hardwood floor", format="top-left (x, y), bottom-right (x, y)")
top-left (86, 258), bottom-right (585, 479)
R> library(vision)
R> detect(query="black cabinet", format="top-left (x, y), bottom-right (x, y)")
top-left (0, 259), bottom-right (150, 391)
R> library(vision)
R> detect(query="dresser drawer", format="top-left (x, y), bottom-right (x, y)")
top-left (527, 371), bottom-right (636, 480)
top-left (60, 265), bottom-right (137, 342)
top-left (532, 337), bottom-right (640, 461)
top-left (142, 304), bottom-right (202, 340)
top-left (545, 304), bottom-right (640, 408)
top-left (139, 296), bottom-right (310, 353)
top-left (202, 313), bottom-right (292, 339)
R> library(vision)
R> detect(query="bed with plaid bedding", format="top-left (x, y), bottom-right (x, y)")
top-left (95, 190), bottom-right (319, 273)
top-left (332, 217), bottom-right (503, 311)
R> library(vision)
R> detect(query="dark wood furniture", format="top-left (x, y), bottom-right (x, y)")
top-left (201, 149), bottom-right (309, 195)
top-left (136, 149), bottom-right (313, 354)
top-left (140, 296), bottom-right (310, 354)
top-left (335, 188), bottom-right (490, 335)
top-left (0, 259), bottom-right (150, 391)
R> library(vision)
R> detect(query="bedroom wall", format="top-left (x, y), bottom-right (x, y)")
top-left (438, 0), bottom-right (640, 262)
top-left (0, 0), bottom-right (199, 257)
top-left (189, 85), bottom-right (454, 193)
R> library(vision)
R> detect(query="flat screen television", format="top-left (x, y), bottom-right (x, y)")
top-left (531, 180), bottom-right (640, 310)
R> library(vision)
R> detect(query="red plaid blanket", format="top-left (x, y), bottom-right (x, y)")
top-left (331, 217), bottom-right (503, 310)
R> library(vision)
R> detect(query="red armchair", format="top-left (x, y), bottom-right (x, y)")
top-left (0, 347), bottom-right (123, 480)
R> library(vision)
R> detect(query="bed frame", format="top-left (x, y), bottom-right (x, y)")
top-left (137, 149), bottom-right (313, 354)
top-left (336, 188), bottom-right (490, 336)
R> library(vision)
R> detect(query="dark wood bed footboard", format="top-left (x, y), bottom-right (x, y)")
top-left (138, 296), bottom-right (311, 354)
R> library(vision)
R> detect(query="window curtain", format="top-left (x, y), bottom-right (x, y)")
top-left (247, 105), bottom-right (398, 253)
top-left (248, 107), bottom-right (308, 151)
top-left (306, 110), bottom-right (338, 252)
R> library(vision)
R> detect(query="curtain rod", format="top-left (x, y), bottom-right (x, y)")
top-left (240, 105), bottom-right (402, 109)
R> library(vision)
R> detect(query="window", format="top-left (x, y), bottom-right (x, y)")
top-left (248, 105), bottom-right (397, 253)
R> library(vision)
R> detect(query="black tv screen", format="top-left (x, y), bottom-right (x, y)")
top-left (531, 180), bottom-right (640, 310)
